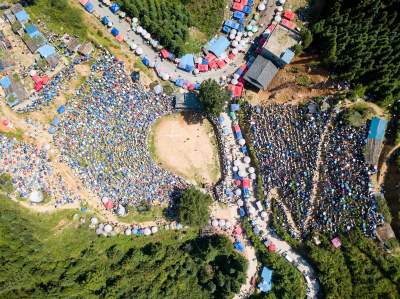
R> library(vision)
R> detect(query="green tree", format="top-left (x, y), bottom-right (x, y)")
top-left (198, 79), bottom-right (229, 116)
top-left (177, 187), bottom-right (212, 227)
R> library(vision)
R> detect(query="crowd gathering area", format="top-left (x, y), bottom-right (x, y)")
top-left (53, 52), bottom-right (188, 214)
top-left (245, 102), bottom-right (384, 238)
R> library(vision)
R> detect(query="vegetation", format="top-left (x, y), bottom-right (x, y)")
top-left (198, 79), bottom-right (229, 116)
top-left (119, 203), bottom-right (165, 223)
top-left (344, 103), bottom-right (375, 127)
top-left (0, 197), bottom-right (247, 298)
top-left (312, 0), bottom-right (400, 107)
top-left (177, 187), bottom-right (212, 227)
top-left (0, 129), bottom-right (24, 141)
top-left (305, 231), bottom-right (400, 298)
top-left (242, 220), bottom-right (307, 299)
top-left (376, 194), bottom-right (393, 224)
top-left (26, 0), bottom-right (87, 39)
top-left (0, 173), bottom-right (14, 195)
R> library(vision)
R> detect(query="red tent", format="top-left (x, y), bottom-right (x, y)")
top-left (267, 24), bottom-right (277, 32)
top-left (268, 243), bottom-right (276, 252)
top-left (41, 76), bottom-right (49, 84)
top-left (34, 82), bottom-right (43, 92)
top-left (2, 119), bottom-right (9, 127)
top-left (205, 53), bottom-right (216, 62)
top-left (104, 200), bottom-right (113, 210)
top-left (232, 3), bottom-right (244, 11)
top-left (234, 226), bottom-right (242, 235)
top-left (198, 64), bottom-right (208, 72)
top-left (32, 75), bottom-right (40, 83)
top-left (79, 0), bottom-right (88, 5)
top-left (242, 178), bottom-right (250, 188)
top-left (228, 53), bottom-right (236, 60)
top-left (216, 60), bottom-right (226, 69)
top-left (234, 179), bottom-right (241, 186)
top-left (187, 83), bottom-right (195, 91)
top-left (209, 60), bottom-right (218, 69)
top-left (116, 34), bottom-right (124, 42)
top-left (281, 19), bottom-right (296, 30)
top-left (160, 49), bottom-right (169, 59)
top-left (239, 0), bottom-right (248, 5)
top-left (233, 124), bottom-right (241, 133)
top-left (283, 10), bottom-right (296, 21)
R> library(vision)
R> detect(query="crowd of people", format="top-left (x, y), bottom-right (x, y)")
top-left (247, 103), bottom-right (331, 231)
top-left (313, 113), bottom-right (383, 236)
top-left (0, 135), bottom-right (79, 206)
top-left (54, 52), bottom-right (187, 210)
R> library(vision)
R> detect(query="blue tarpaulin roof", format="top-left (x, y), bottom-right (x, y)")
top-left (38, 44), bottom-right (56, 58)
top-left (52, 117), bottom-right (60, 126)
top-left (15, 10), bottom-right (29, 23)
top-left (231, 103), bottom-right (240, 112)
top-left (258, 267), bottom-right (273, 293)
top-left (48, 126), bottom-right (56, 134)
top-left (85, 2), bottom-right (95, 13)
top-left (178, 54), bottom-right (195, 72)
top-left (234, 241), bottom-right (244, 252)
top-left (25, 24), bottom-right (40, 38)
top-left (0, 76), bottom-right (11, 89)
top-left (206, 36), bottom-right (230, 57)
top-left (57, 105), bottom-right (65, 114)
top-left (110, 3), bottom-right (120, 13)
top-left (102, 16), bottom-right (110, 25)
top-left (281, 49), bottom-right (295, 65)
top-left (368, 117), bottom-right (387, 140)
top-left (111, 27), bottom-right (119, 37)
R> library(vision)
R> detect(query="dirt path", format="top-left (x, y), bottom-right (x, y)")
top-left (378, 144), bottom-right (400, 186)
top-left (151, 113), bottom-right (221, 185)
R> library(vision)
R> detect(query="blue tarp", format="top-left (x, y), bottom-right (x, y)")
top-left (48, 126), bottom-right (56, 134)
top-left (206, 36), bottom-right (230, 57)
top-left (222, 26), bottom-right (231, 34)
top-left (230, 103), bottom-right (240, 112)
top-left (25, 24), bottom-right (40, 38)
top-left (234, 241), bottom-right (244, 252)
top-left (111, 27), bottom-right (119, 37)
top-left (52, 117), bottom-right (60, 126)
top-left (224, 20), bottom-right (240, 30)
top-left (178, 54), bottom-right (195, 72)
top-left (194, 83), bottom-right (201, 90)
top-left (57, 105), bottom-right (65, 114)
top-left (15, 10), bottom-right (29, 23)
top-left (233, 11), bottom-right (245, 20)
top-left (0, 76), bottom-right (11, 89)
top-left (142, 56), bottom-right (150, 66)
top-left (281, 49), bottom-right (295, 65)
top-left (368, 117), bottom-right (387, 140)
top-left (243, 6), bottom-right (251, 14)
top-left (247, 0), bottom-right (254, 5)
top-left (102, 16), bottom-right (110, 25)
top-left (235, 131), bottom-right (243, 140)
top-left (175, 79), bottom-right (185, 87)
top-left (85, 2), bottom-right (94, 13)
top-left (258, 267), bottom-right (273, 293)
top-left (239, 208), bottom-right (246, 217)
top-left (38, 44), bottom-right (56, 58)
top-left (110, 3), bottom-right (120, 14)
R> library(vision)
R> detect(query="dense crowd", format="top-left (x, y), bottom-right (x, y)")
top-left (247, 103), bottom-right (330, 231)
top-left (313, 113), bottom-right (383, 236)
top-left (0, 135), bottom-right (79, 206)
top-left (54, 52), bottom-right (187, 210)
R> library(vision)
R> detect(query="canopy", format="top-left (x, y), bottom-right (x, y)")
top-left (178, 54), bottom-right (195, 72)
top-left (85, 2), bottom-right (94, 13)
top-left (57, 105), bottom-right (65, 114)
top-left (110, 3), bottom-right (120, 13)
top-left (206, 36), bottom-right (230, 57)
top-left (111, 27), bottom-right (119, 37)
top-left (29, 190), bottom-right (43, 203)
top-left (102, 16), bottom-right (110, 25)
top-left (38, 44), bottom-right (56, 58)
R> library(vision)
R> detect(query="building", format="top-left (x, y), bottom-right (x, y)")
top-left (258, 267), bottom-right (273, 293)
top-left (78, 42), bottom-right (94, 56)
top-left (365, 117), bottom-right (387, 165)
top-left (260, 24), bottom-right (299, 68)
top-left (174, 92), bottom-right (203, 111)
top-left (66, 37), bottom-right (80, 53)
top-left (243, 55), bottom-right (279, 90)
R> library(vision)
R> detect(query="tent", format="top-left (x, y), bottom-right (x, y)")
top-left (15, 10), bottom-right (29, 24)
top-left (0, 76), bottom-right (11, 89)
top-left (178, 54), bottom-right (195, 72)
top-left (115, 34), bottom-right (124, 42)
top-left (197, 64), bottom-right (208, 72)
top-left (48, 126), bottom-right (56, 134)
top-left (29, 190), bottom-right (43, 203)
top-left (57, 105), bottom-right (65, 114)
top-left (231, 103), bottom-right (240, 112)
top-left (205, 36), bottom-right (230, 57)
top-left (368, 117), bottom-right (387, 140)
top-left (38, 44), bottom-right (56, 59)
top-left (102, 16), bottom-right (110, 25)
top-left (34, 82), bottom-right (43, 92)
top-left (79, 0), bottom-right (88, 5)
top-left (111, 27), bottom-right (119, 37)
top-left (160, 49), bottom-right (169, 59)
top-left (25, 24), bottom-right (40, 38)
top-left (283, 10), bottom-right (295, 21)
top-left (234, 241), bottom-right (244, 252)
top-left (232, 2), bottom-right (244, 11)
top-left (258, 267), bottom-right (273, 292)
top-left (52, 117), bottom-right (60, 126)
top-left (85, 2), bottom-right (94, 13)
top-left (110, 3), bottom-right (120, 13)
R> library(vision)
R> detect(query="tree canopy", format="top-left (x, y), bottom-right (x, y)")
top-left (177, 187), bottom-right (212, 227)
top-left (0, 197), bottom-right (246, 299)
top-left (198, 79), bottom-right (229, 116)
top-left (312, 0), bottom-right (400, 107)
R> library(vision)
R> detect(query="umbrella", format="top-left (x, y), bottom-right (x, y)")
top-left (161, 73), bottom-right (170, 81)
top-left (135, 47), bottom-right (143, 55)
top-left (239, 139), bottom-right (246, 145)
top-left (258, 3), bottom-right (266, 11)
top-left (237, 199), bottom-right (244, 206)
top-left (244, 156), bottom-right (251, 164)
top-left (130, 43), bottom-right (137, 50)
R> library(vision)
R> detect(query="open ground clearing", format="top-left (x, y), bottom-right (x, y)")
top-left (150, 113), bottom-right (221, 185)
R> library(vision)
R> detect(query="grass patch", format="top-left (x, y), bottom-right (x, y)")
top-left (118, 205), bottom-right (165, 223)
top-left (26, 0), bottom-right (87, 40)
top-left (344, 102), bottom-right (376, 127)
top-left (180, 28), bottom-right (208, 54)
top-left (134, 58), bottom-right (154, 78)
top-left (0, 128), bottom-right (24, 141)
top-left (296, 74), bottom-right (312, 87)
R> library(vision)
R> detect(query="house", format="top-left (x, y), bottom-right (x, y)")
top-left (259, 24), bottom-right (299, 68)
top-left (243, 55), bottom-right (279, 90)
top-left (365, 117), bottom-right (387, 165)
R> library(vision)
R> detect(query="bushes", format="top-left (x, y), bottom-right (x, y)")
top-left (177, 187), bottom-right (212, 227)
top-left (198, 79), bottom-right (229, 116)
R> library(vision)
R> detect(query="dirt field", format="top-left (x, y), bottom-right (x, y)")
top-left (150, 113), bottom-right (221, 186)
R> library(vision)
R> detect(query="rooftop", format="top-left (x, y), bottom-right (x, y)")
top-left (243, 55), bottom-right (279, 90)
top-left (263, 24), bottom-right (299, 58)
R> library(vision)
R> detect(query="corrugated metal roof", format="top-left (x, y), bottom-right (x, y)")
top-left (368, 117), bottom-right (387, 140)
top-left (243, 55), bottom-right (278, 89)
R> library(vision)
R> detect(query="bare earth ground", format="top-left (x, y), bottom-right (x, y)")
top-left (151, 113), bottom-right (221, 186)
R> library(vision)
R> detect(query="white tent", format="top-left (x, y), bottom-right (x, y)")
top-left (154, 84), bottom-right (163, 94)
top-left (117, 205), bottom-right (126, 216)
top-left (274, 15), bottom-right (282, 22)
top-left (151, 226), bottom-right (158, 234)
top-left (219, 219), bottom-right (226, 227)
top-left (162, 73), bottom-right (170, 81)
top-left (125, 228), bottom-right (132, 236)
top-left (248, 167), bottom-right (255, 174)
top-left (90, 217), bottom-right (98, 225)
top-left (96, 228), bottom-right (104, 235)
top-left (148, 60), bottom-right (155, 68)
top-left (29, 190), bottom-right (43, 203)
top-left (235, 189), bottom-right (242, 196)
top-left (143, 227), bottom-right (151, 236)
top-left (212, 219), bottom-right (219, 227)
top-left (250, 173), bottom-right (256, 180)
top-left (233, 166), bottom-right (239, 172)
top-left (104, 224), bottom-right (113, 233)
top-left (243, 156), bottom-right (251, 164)
top-left (258, 3), bottom-right (266, 11)
top-left (237, 199), bottom-right (244, 206)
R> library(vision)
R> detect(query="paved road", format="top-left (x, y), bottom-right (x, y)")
top-left (87, 0), bottom-right (275, 84)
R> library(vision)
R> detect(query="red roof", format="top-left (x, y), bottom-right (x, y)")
top-left (239, 0), bottom-right (248, 5)
top-left (160, 49), bottom-right (169, 59)
top-left (281, 19), bottom-right (296, 30)
top-left (242, 178), bottom-right (250, 188)
top-left (267, 24), bottom-right (277, 32)
top-left (187, 83), bottom-right (195, 91)
top-left (232, 2), bottom-right (244, 11)
top-left (268, 243), bottom-right (276, 252)
top-left (283, 10), bottom-right (296, 21)
top-left (198, 64), bottom-right (208, 72)
top-left (216, 60), bottom-right (225, 69)
top-left (233, 124), bottom-right (241, 133)
top-left (206, 53), bottom-right (216, 62)
top-left (115, 34), bottom-right (124, 42)
top-left (228, 53), bottom-right (236, 60)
